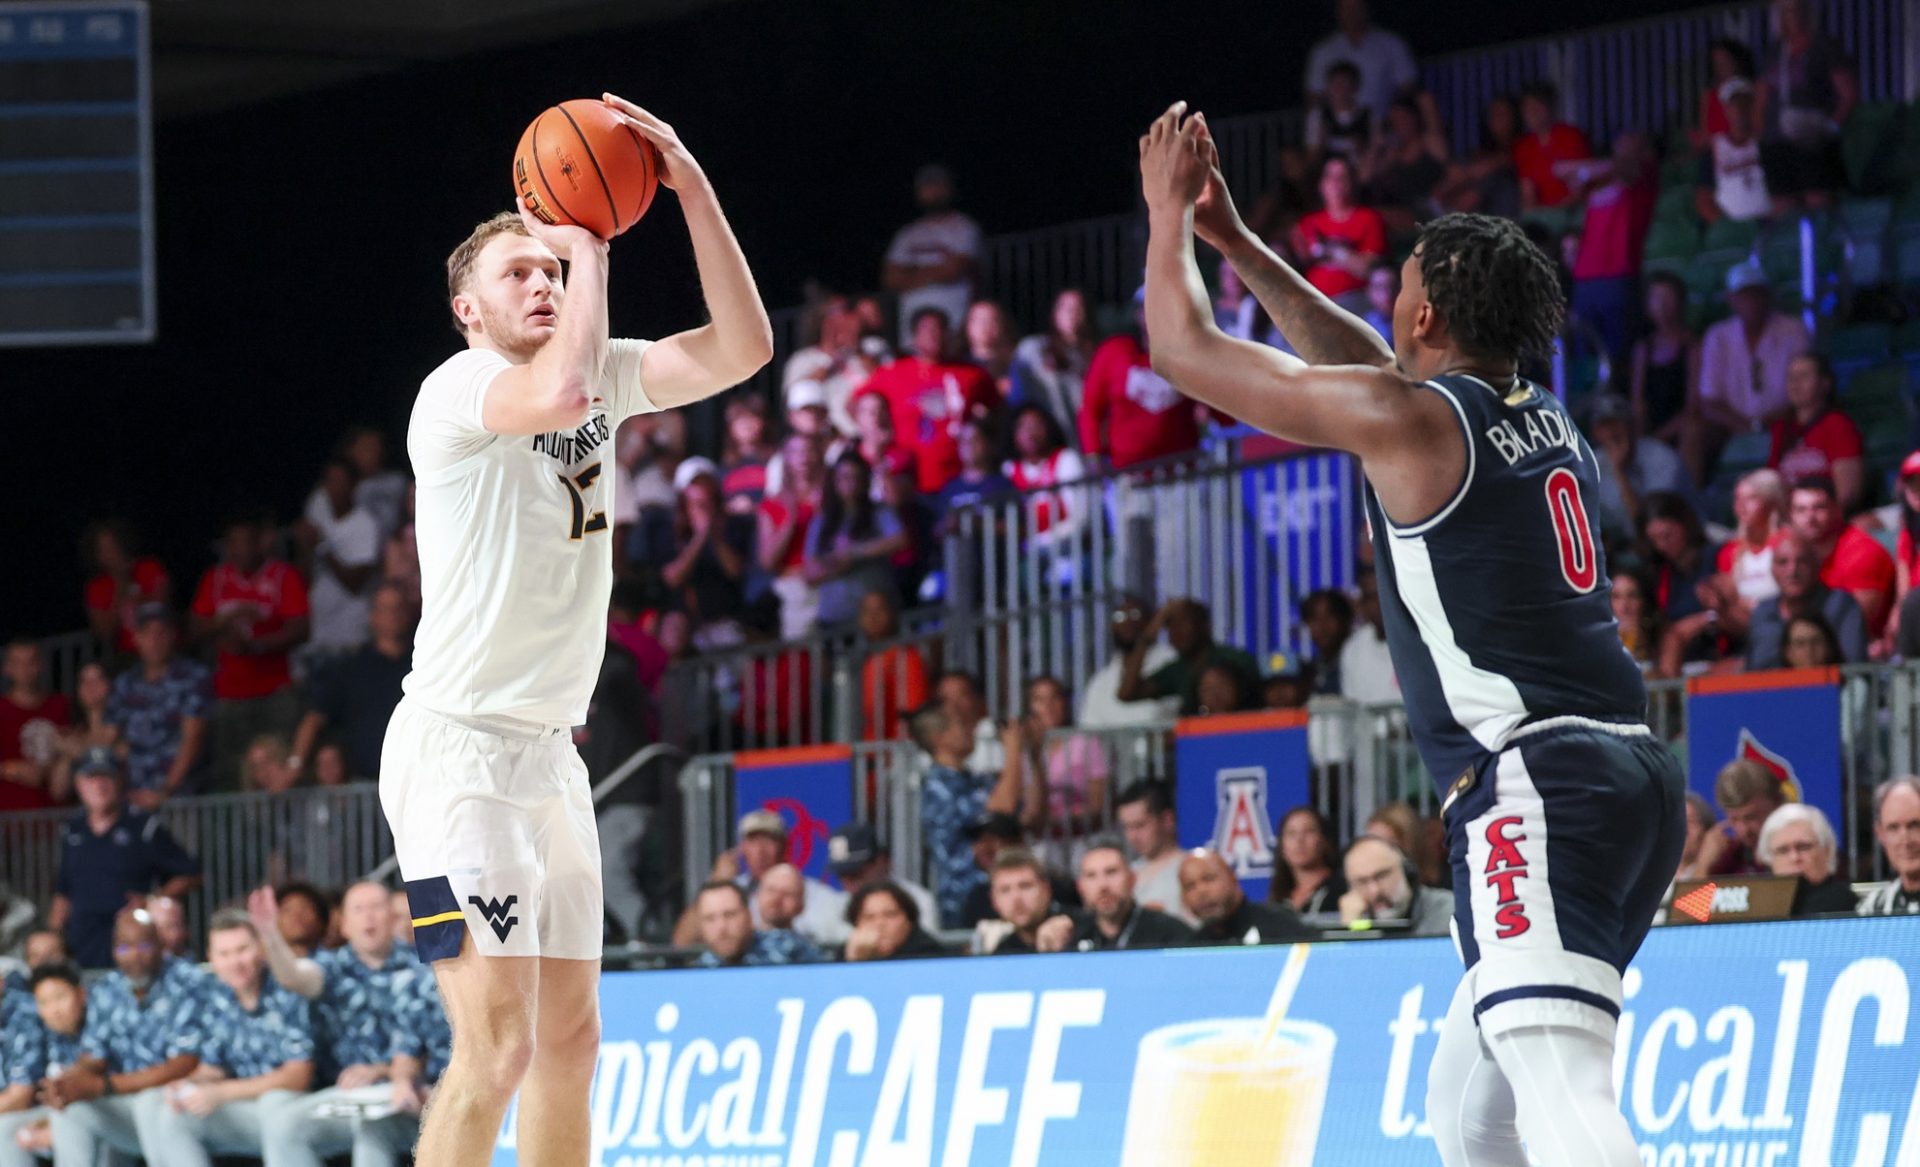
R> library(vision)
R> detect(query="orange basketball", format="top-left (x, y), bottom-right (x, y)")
top-left (513, 99), bottom-right (662, 240)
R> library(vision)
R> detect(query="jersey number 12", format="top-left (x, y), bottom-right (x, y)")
top-left (1545, 468), bottom-right (1597, 593)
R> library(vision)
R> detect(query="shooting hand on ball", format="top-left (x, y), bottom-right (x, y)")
top-left (601, 94), bottom-right (704, 192)
top-left (1138, 101), bottom-right (1210, 216)
top-left (517, 198), bottom-right (609, 256)
top-left (1188, 114), bottom-right (1249, 251)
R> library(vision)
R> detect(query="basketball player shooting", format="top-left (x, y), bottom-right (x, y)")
top-left (1139, 104), bottom-right (1684, 1166)
top-left (380, 93), bottom-right (770, 1166)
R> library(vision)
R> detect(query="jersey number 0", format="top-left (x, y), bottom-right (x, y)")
top-left (1545, 467), bottom-right (1597, 593)
top-left (559, 463), bottom-right (609, 540)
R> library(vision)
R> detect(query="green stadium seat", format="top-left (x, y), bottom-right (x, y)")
top-left (1829, 322), bottom-right (1892, 372)
top-left (1719, 430), bottom-right (1772, 475)
top-left (1644, 220), bottom-right (1699, 263)
top-left (1839, 197), bottom-right (1894, 237)
top-left (1842, 364), bottom-right (1913, 461)
top-left (1841, 103), bottom-right (1904, 194)
top-left (1703, 217), bottom-right (1760, 254)
top-left (1655, 185), bottom-right (1696, 225)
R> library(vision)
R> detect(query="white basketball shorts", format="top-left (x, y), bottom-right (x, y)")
top-left (378, 696), bottom-right (603, 962)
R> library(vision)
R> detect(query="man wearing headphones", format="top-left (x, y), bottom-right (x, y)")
top-left (1339, 836), bottom-right (1452, 936)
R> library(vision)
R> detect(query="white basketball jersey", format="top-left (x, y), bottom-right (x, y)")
top-left (404, 338), bottom-right (657, 726)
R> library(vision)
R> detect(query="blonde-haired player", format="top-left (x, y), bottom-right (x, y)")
top-left (382, 93), bottom-right (770, 1165)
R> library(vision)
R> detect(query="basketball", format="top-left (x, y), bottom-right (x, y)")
top-left (513, 99), bottom-right (662, 240)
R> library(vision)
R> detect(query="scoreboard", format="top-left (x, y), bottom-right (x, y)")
top-left (0, 1), bottom-right (153, 347)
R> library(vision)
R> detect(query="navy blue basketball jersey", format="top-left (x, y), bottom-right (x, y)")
top-left (1364, 373), bottom-right (1647, 793)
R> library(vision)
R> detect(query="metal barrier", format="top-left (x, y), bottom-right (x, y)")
top-left (38, 628), bottom-right (104, 698)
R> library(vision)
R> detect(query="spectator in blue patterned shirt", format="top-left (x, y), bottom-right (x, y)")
top-left (351, 962), bottom-right (453, 1167)
top-left (0, 961), bottom-right (85, 1166)
top-left (255, 881), bottom-right (417, 1167)
top-left (694, 881), bottom-right (824, 967)
top-left (106, 603), bottom-right (212, 808)
top-left (43, 907), bottom-right (206, 1163)
top-left (131, 909), bottom-right (313, 1165)
top-left (911, 701), bottom-right (1018, 924)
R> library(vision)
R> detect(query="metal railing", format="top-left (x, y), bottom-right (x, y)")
top-left (38, 629), bottom-right (104, 698)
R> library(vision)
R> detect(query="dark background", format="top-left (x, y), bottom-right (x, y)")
top-left (3, 0), bottom-right (1696, 636)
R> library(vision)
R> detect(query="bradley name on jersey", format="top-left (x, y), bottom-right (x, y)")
top-left (530, 411), bottom-right (612, 468)
top-left (1482, 397), bottom-right (1582, 468)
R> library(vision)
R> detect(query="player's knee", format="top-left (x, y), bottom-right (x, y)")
top-left (455, 1018), bottom-right (539, 1098)
top-left (538, 1004), bottom-right (602, 1067)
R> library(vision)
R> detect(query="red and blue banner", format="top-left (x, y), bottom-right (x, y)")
top-left (733, 745), bottom-right (855, 884)
top-left (1685, 668), bottom-right (1845, 829)
top-left (1173, 709), bottom-right (1311, 902)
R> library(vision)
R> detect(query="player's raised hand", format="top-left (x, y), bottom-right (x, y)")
top-left (1189, 113), bottom-right (1251, 251)
top-left (601, 94), bottom-right (703, 191)
top-left (518, 197), bottom-right (610, 256)
top-left (1138, 101), bottom-right (1209, 215)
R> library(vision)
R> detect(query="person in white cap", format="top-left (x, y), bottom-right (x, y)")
top-left (1687, 258), bottom-right (1808, 476)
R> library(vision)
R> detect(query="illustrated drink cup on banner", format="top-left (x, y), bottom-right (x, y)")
top-left (1119, 1017), bottom-right (1336, 1167)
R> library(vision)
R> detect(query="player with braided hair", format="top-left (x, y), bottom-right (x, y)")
top-left (1140, 103), bottom-right (1683, 1167)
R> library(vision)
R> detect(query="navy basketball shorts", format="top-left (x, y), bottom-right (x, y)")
top-left (1442, 716), bottom-right (1686, 1041)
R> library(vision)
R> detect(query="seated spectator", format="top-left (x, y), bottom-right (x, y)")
top-left (1291, 156), bottom-right (1388, 311)
top-left (1757, 803), bottom-right (1857, 916)
top-left (1781, 612), bottom-right (1844, 670)
top-left (1002, 675), bottom-right (1108, 861)
top-left (43, 908), bottom-right (205, 1160)
top-left (1693, 38), bottom-right (1758, 149)
top-left (1859, 776), bottom-right (1920, 915)
top-left (841, 882), bottom-right (945, 962)
top-left (1363, 801), bottom-right (1447, 889)
top-left (1434, 94), bottom-right (1520, 217)
top-left (1746, 529), bottom-right (1867, 667)
top-left (935, 416), bottom-right (1017, 526)
top-left (1303, 0), bottom-right (1417, 120)
top-left (1034, 839), bottom-right (1194, 952)
top-left (1006, 405), bottom-right (1089, 565)
top-left (665, 463), bottom-right (751, 631)
top-left (718, 394), bottom-right (775, 525)
top-left (1299, 589), bottom-right (1353, 695)
top-left (148, 896), bottom-right (191, 963)
top-left (855, 308), bottom-right (996, 494)
top-left (289, 583), bottom-right (411, 783)
top-left (1791, 476), bottom-right (1893, 635)
top-left (1338, 836), bottom-right (1453, 935)
top-left (189, 513), bottom-right (310, 792)
top-left (1696, 78), bottom-right (1775, 223)
top-left (1630, 274), bottom-right (1700, 449)
top-left (1569, 131), bottom-right (1658, 370)
top-left (49, 749), bottom-right (202, 969)
top-left (858, 590), bottom-right (928, 741)
top-left (268, 882), bottom-right (331, 959)
top-left (1589, 395), bottom-right (1692, 540)
top-left (983, 849), bottom-right (1064, 955)
top-left (1261, 657), bottom-right (1315, 712)
top-left (933, 669), bottom-right (1005, 774)
top-left (912, 703), bottom-right (1016, 925)
top-left (694, 880), bottom-right (821, 968)
top-left (108, 605), bottom-right (212, 808)
top-left (133, 910), bottom-right (313, 1165)
top-left (0, 960), bottom-right (86, 1158)
top-left (964, 300), bottom-right (1016, 396)
top-left (1118, 598), bottom-right (1261, 718)
top-left (1687, 262), bottom-right (1809, 479)
top-left (1357, 92), bottom-right (1449, 232)
top-left (1115, 781), bottom-right (1192, 924)
top-left (362, 962), bottom-right (453, 1166)
top-left (296, 458), bottom-right (381, 655)
top-left (1716, 469), bottom-right (1787, 624)
top-left (614, 412), bottom-right (689, 568)
top-left (1641, 493), bottom-right (1720, 623)
top-left (1010, 288), bottom-right (1094, 447)
top-left (804, 452), bottom-right (908, 629)
top-left (82, 520), bottom-right (171, 659)
top-left (758, 432), bottom-right (827, 641)
top-left (1198, 660), bottom-right (1259, 716)
top-left (1270, 807), bottom-right (1350, 916)
top-left (1080, 596), bottom-right (1181, 728)
top-left (0, 639), bottom-right (69, 810)
top-left (1513, 81), bottom-right (1593, 210)
top-left (1673, 791), bottom-right (1721, 882)
top-left (1756, 0), bottom-right (1857, 211)
top-left (955, 812), bottom-right (1025, 928)
top-left (1769, 356), bottom-right (1863, 514)
top-left (1181, 849), bottom-right (1316, 945)
top-left (846, 391), bottom-right (904, 492)
top-left (880, 164), bottom-right (981, 351)
top-left (1303, 61), bottom-right (1376, 167)
top-left (1612, 569), bottom-right (1663, 675)
top-left (1361, 262), bottom-right (1398, 344)
top-left (784, 294), bottom-right (880, 439)
top-left (53, 662), bottom-right (117, 801)
top-left (1079, 290), bottom-right (1212, 471)
top-left (1699, 758), bottom-right (1787, 875)
top-left (827, 823), bottom-right (940, 929)
top-left (1337, 567), bottom-right (1398, 703)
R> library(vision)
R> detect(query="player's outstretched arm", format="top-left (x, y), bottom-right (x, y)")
top-left (1138, 105), bottom-right (1436, 462)
top-left (1189, 114), bottom-right (1393, 370)
top-left (606, 95), bottom-right (774, 409)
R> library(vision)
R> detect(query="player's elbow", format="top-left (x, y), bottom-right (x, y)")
top-left (732, 321), bottom-right (776, 378)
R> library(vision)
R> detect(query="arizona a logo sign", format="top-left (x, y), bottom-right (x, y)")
top-left (1212, 766), bottom-right (1277, 879)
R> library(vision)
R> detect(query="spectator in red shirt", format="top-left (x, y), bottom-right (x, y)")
top-left (1513, 81), bottom-right (1594, 210)
top-left (858, 589), bottom-right (928, 741)
top-left (1079, 291), bottom-right (1213, 470)
top-left (1569, 131), bottom-right (1658, 372)
top-left (1290, 155), bottom-right (1387, 309)
top-left (0, 638), bottom-right (71, 808)
top-left (1887, 453), bottom-right (1920, 654)
top-left (854, 308), bottom-right (998, 494)
top-left (1789, 476), bottom-right (1893, 637)
top-left (82, 520), bottom-right (171, 659)
top-left (189, 514), bottom-right (310, 791)
top-left (758, 432), bottom-right (828, 641)
top-left (1768, 354), bottom-right (1863, 513)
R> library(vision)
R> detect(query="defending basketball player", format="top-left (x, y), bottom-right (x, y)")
top-left (1139, 104), bottom-right (1684, 1166)
top-left (380, 93), bottom-right (770, 1166)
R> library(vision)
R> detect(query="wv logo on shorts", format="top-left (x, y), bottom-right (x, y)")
top-left (468, 895), bottom-right (520, 942)
top-left (1211, 767), bottom-right (1276, 879)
